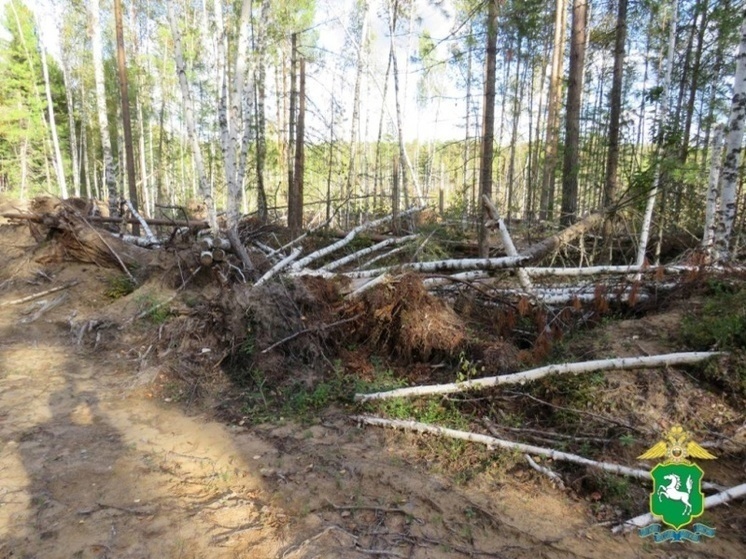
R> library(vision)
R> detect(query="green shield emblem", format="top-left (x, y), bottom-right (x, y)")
top-left (650, 462), bottom-right (704, 530)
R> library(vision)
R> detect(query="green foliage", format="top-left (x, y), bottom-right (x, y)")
top-left (104, 275), bottom-right (137, 299)
top-left (679, 284), bottom-right (746, 351)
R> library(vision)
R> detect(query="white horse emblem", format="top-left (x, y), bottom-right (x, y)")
top-left (657, 474), bottom-right (693, 515)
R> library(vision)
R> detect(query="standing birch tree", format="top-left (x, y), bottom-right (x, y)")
top-left (713, 10), bottom-right (746, 261)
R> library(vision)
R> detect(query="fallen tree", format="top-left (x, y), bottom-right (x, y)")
top-left (352, 415), bottom-right (725, 492)
top-left (354, 352), bottom-right (723, 402)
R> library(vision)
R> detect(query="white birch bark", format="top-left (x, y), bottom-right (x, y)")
top-left (345, 255), bottom-right (526, 279)
top-left (713, 13), bottom-right (746, 262)
top-left (354, 352), bottom-right (722, 402)
top-left (39, 38), bottom-right (67, 198)
top-left (289, 207), bottom-right (423, 272)
top-left (353, 416), bottom-right (687, 484)
top-left (60, 58), bottom-right (80, 197)
top-left (637, 0), bottom-right (679, 267)
top-left (483, 195), bottom-right (533, 291)
top-left (320, 234), bottom-right (417, 272)
top-left (166, 3), bottom-right (218, 233)
top-left (702, 125), bottom-right (724, 250)
top-left (613, 482), bottom-right (746, 534)
top-left (255, 247), bottom-right (303, 287)
top-left (89, 0), bottom-right (118, 214)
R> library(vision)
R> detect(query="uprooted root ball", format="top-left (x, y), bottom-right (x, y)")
top-left (352, 274), bottom-right (465, 361)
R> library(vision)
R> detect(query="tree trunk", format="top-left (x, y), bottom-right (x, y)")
top-left (702, 125), bottom-right (724, 250)
top-left (89, 0), bottom-right (118, 216)
top-left (39, 37), bottom-right (68, 198)
top-left (713, 11), bottom-right (746, 262)
top-left (603, 0), bottom-right (628, 213)
top-left (540, 0), bottom-right (567, 221)
top-left (346, 0), bottom-right (370, 228)
top-left (114, 0), bottom-right (139, 235)
top-left (478, 0), bottom-right (498, 257)
top-left (637, 0), bottom-right (679, 267)
top-left (287, 33), bottom-right (298, 214)
top-left (289, 57), bottom-right (306, 236)
top-left (166, 2), bottom-right (218, 232)
top-left (60, 58), bottom-right (80, 197)
top-left (560, 0), bottom-right (588, 226)
top-left (253, 1), bottom-right (271, 222)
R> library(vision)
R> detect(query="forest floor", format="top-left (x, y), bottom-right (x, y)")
top-left (0, 215), bottom-right (744, 559)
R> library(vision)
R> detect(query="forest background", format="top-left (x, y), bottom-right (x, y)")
top-left (0, 0), bottom-right (744, 261)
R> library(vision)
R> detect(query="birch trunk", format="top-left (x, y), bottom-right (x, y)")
top-left (39, 38), bottom-right (67, 198)
top-left (89, 0), bottom-right (118, 215)
top-left (345, 1), bottom-right (370, 227)
top-left (60, 59), bottom-right (80, 197)
top-left (637, 0), bottom-right (679, 266)
top-left (713, 12), bottom-right (746, 262)
top-left (166, 3), bottom-right (218, 233)
top-left (355, 352), bottom-right (722, 402)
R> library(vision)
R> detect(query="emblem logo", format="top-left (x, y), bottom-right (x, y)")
top-left (637, 426), bottom-right (717, 542)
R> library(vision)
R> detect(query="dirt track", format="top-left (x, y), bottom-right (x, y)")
top-left (0, 221), bottom-right (744, 558)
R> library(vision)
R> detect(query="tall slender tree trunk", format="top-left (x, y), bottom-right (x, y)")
top-left (166, 3), bottom-right (217, 232)
top-left (680, 0), bottom-right (709, 163)
top-left (89, 0), bottom-right (118, 215)
top-left (713, 11), bottom-right (746, 261)
top-left (507, 37), bottom-right (523, 223)
top-left (478, 0), bottom-right (498, 257)
top-left (60, 59), bottom-right (80, 197)
top-left (39, 37), bottom-right (67, 198)
top-left (540, 0), bottom-right (567, 221)
top-left (346, 0), bottom-right (370, 227)
top-left (560, 0), bottom-right (588, 226)
top-left (288, 33), bottom-right (298, 213)
top-left (603, 0), bottom-right (628, 217)
top-left (637, 0), bottom-right (679, 267)
top-left (253, 0), bottom-right (271, 222)
top-left (289, 57), bottom-right (306, 236)
top-left (374, 47), bottom-right (393, 214)
top-left (114, 0), bottom-right (139, 234)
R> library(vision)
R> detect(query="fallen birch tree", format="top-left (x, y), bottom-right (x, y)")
top-left (355, 352), bottom-right (723, 402)
top-left (352, 415), bottom-right (724, 491)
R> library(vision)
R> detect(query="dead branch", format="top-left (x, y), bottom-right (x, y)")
top-left (354, 352), bottom-right (723, 402)
top-left (0, 281), bottom-right (79, 307)
top-left (612, 482), bottom-right (746, 534)
top-left (345, 273), bottom-right (392, 299)
top-left (226, 227), bottom-right (255, 275)
top-left (20, 293), bottom-right (68, 323)
top-left (260, 314), bottom-right (362, 354)
top-left (525, 454), bottom-right (565, 489)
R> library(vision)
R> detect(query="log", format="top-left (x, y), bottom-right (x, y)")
top-left (321, 234), bottom-right (417, 272)
top-left (352, 415), bottom-right (717, 491)
top-left (344, 255), bottom-right (527, 279)
top-left (289, 206), bottom-right (424, 272)
top-left (255, 247), bottom-right (303, 287)
top-left (354, 352), bottom-right (723, 402)
top-left (483, 195), bottom-right (533, 292)
top-left (1, 211), bottom-right (210, 229)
